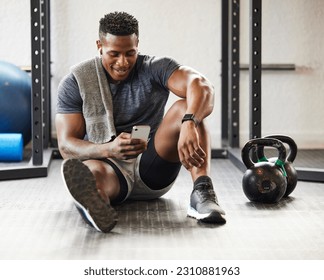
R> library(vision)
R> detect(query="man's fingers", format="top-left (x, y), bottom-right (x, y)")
top-left (196, 146), bottom-right (206, 158)
top-left (180, 145), bottom-right (205, 169)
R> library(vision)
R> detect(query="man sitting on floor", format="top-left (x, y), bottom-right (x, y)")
top-left (55, 11), bottom-right (226, 233)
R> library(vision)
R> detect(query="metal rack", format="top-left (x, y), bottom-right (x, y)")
top-left (1, 0), bottom-right (322, 183)
top-left (0, 0), bottom-right (53, 180)
top-left (220, 0), bottom-right (240, 149)
top-left (249, 0), bottom-right (262, 140)
top-left (217, 0), bottom-right (324, 183)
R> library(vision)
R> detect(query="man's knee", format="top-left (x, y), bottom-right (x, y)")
top-left (83, 160), bottom-right (107, 177)
top-left (165, 99), bottom-right (187, 121)
top-left (157, 99), bottom-right (187, 135)
top-left (83, 159), bottom-right (122, 202)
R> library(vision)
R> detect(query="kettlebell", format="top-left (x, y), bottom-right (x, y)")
top-left (256, 135), bottom-right (298, 197)
top-left (241, 138), bottom-right (287, 203)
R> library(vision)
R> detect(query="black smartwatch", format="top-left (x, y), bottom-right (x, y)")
top-left (181, 114), bottom-right (199, 127)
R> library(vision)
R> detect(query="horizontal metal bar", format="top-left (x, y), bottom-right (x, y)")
top-left (227, 148), bottom-right (246, 173)
top-left (240, 63), bottom-right (296, 71)
top-left (227, 148), bottom-right (324, 183)
top-left (0, 149), bottom-right (53, 180)
top-left (295, 167), bottom-right (324, 183)
top-left (211, 149), bottom-right (228, 159)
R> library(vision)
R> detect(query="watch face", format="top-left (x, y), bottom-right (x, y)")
top-left (182, 114), bottom-right (198, 126)
top-left (184, 114), bottom-right (194, 120)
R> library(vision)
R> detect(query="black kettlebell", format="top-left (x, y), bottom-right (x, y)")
top-left (241, 138), bottom-right (287, 203)
top-left (256, 135), bottom-right (298, 197)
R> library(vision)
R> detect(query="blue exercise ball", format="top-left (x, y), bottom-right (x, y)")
top-left (0, 61), bottom-right (31, 145)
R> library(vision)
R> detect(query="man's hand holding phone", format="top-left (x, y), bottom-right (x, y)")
top-left (108, 125), bottom-right (150, 160)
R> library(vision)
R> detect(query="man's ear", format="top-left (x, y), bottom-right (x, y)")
top-left (96, 40), bottom-right (102, 54)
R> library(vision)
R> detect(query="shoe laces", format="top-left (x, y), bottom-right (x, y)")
top-left (194, 183), bottom-right (218, 203)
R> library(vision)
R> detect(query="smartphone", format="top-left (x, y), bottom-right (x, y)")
top-left (131, 125), bottom-right (151, 141)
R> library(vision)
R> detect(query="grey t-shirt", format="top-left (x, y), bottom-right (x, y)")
top-left (56, 54), bottom-right (180, 135)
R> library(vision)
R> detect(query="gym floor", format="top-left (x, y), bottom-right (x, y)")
top-left (0, 155), bottom-right (323, 260)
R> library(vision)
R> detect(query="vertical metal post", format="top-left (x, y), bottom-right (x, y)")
top-left (41, 0), bottom-right (51, 148)
top-left (249, 0), bottom-right (262, 139)
top-left (228, 0), bottom-right (240, 147)
top-left (30, 0), bottom-right (43, 165)
top-left (221, 0), bottom-right (229, 147)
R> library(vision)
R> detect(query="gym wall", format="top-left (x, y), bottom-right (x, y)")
top-left (0, 0), bottom-right (323, 149)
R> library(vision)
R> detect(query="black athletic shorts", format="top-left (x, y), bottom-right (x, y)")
top-left (102, 133), bottom-right (182, 204)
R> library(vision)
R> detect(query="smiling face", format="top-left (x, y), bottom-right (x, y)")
top-left (97, 33), bottom-right (139, 83)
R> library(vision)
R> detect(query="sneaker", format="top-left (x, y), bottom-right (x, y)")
top-left (187, 180), bottom-right (226, 224)
top-left (61, 158), bottom-right (118, 233)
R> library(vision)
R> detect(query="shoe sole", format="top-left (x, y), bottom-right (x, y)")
top-left (187, 206), bottom-right (226, 224)
top-left (61, 159), bottom-right (118, 233)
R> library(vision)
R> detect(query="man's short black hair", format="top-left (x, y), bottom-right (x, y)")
top-left (99, 11), bottom-right (139, 39)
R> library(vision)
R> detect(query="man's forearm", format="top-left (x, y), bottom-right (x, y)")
top-left (58, 137), bottom-right (109, 160)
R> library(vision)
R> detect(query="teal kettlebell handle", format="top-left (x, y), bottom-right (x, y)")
top-left (275, 159), bottom-right (287, 177)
